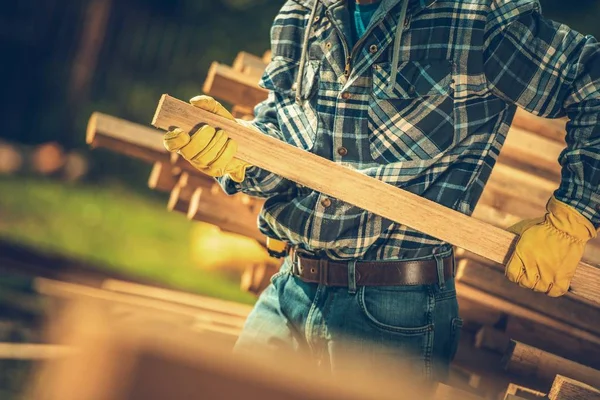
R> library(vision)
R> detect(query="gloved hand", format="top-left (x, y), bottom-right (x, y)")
top-left (506, 196), bottom-right (597, 297)
top-left (163, 95), bottom-right (251, 182)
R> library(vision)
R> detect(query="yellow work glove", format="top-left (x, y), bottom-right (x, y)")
top-left (163, 95), bottom-right (251, 182)
top-left (505, 196), bottom-right (597, 297)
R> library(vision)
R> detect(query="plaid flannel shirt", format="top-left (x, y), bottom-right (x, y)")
top-left (219, 0), bottom-right (600, 261)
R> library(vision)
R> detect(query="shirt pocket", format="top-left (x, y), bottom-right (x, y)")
top-left (260, 56), bottom-right (320, 151)
top-left (368, 59), bottom-right (455, 163)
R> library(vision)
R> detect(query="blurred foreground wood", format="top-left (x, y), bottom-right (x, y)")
top-left (28, 295), bottom-right (465, 400)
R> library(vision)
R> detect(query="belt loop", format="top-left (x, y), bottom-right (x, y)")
top-left (434, 251), bottom-right (445, 290)
top-left (320, 259), bottom-right (329, 286)
top-left (348, 260), bottom-right (357, 295)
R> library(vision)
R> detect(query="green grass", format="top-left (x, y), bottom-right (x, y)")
top-left (0, 176), bottom-right (255, 304)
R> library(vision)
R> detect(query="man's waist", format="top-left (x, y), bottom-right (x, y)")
top-left (289, 248), bottom-right (455, 287)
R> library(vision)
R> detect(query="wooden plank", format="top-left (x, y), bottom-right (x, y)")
top-left (240, 263), bottom-right (280, 296)
top-left (457, 297), bottom-right (504, 330)
top-left (187, 186), bottom-right (265, 244)
top-left (507, 317), bottom-right (600, 371)
top-left (232, 51), bottom-right (267, 80)
top-left (506, 318), bottom-right (600, 371)
top-left (486, 163), bottom-right (558, 207)
top-left (202, 62), bottom-right (267, 109)
top-left (0, 343), bottom-right (75, 359)
top-left (500, 126), bottom-right (563, 179)
top-left (503, 383), bottom-right (546, 400)
top-left (231, 104), bottom-right (254, 119)
top-left (86, 112), bottom-right (199, 174)
top-left (152, 94), bottom-right (600, 304)
top-left (474, 326), bottom-right (510, 354)
top-left (548, 375), bottom-right (600, 400)
top-left (456, 259), bottom-right (600, 338)
top-left (262, 50), bottom-right (272, 63)
top-left (512, 108), bottom-right (567, 145)
top-left (148, 162), bottom-right (180, 192)
top-left (35, 278), bottom-right (247, 331)
top-left (101, 279), bottom-right (253, 317)
top-left (452, 332), bottom-right (545, 395)
top-left (434, 383), bottom-right (484, 400)
top-left (504, 341), bottom-right (600, 389)
top-left (455, 282), bottom-right (600, 348)
top-left (477, 184), bottom-right (545, 220)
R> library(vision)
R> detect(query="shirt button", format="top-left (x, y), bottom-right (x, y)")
top-left (321, 198), bottom-right (332, 208)
top-left (369, 44), bottom-right (378, 54)
top-left (325, 42), bottom-right (332, 49)
top-left (337, 147), bottom-right (348, 156)
top-left (341, 92), bottom-right (351, 100)
top-left (314, 16), bottom-right (320, 22)
top-left (408, 86), bottom-right (416, 96)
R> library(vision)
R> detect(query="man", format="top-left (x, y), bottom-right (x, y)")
top-left (164, 0), bottom-right (599, 382)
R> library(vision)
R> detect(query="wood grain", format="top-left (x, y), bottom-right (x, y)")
top-left (504, 341), bottom-right (600, 389)
top-left (548, 375), bottom-right (600, 400)
top-left (152, 94), bottom-right (600, 304)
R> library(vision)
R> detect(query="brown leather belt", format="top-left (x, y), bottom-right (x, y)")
top-left (290, 249), bottom-right (455, 287)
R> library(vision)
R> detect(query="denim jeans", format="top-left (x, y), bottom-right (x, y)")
top-left (234, 250), bottom-right (463, 383)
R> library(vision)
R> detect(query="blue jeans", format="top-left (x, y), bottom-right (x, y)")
top-left (234, 250), bottom-right (463, 382)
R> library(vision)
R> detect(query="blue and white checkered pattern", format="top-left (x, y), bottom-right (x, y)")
top-left (220, 0), bottom-right (600, 261)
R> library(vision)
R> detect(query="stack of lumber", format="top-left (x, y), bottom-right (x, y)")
top-left (86, 49), bottom-right (600, 399)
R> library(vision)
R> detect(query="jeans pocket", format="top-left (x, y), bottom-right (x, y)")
top-left (358, 286), bottom-right (434, 335)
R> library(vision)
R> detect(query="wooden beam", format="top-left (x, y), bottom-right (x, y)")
top-left (86, 112), bottom-right (199, 174)
top-left (477, 185), bottom-right (545, 221)
top-left (456, 282), bottom-right (600, 348)
top-left (148, 162), bottom-right (180, 192)
top-left (503, 341), bottom-right (600, 389)
top-left (0, 343), bottom-right (75, 360)
top-left (500, 126), bottom-right (563, 179)
top-left (152, 94), bottom-right (600, 304)
top-left (434, 383), bottom-right (484, 400)
top-left (512, 108), bottom-right (567, 145)
top-left (232, 51), bottom-right (267, 80)
top-left (101, 279), bottom-right (253, 318)
top-left (486, 163), bottom-right (558, 206)
top-left (505, 317), bottom-right (600, 372)
top-left (474, 326), bottom-right (510, 354)
top-left (187, 186), bottom-right (265, 244)
top-left (548, 375), bottom-right (600, 400)
top-left (456, 259), bottom-right (600, 338)
top-left (452, 332), bottom-right (545, 395)
top-left (457, 297), bottom-right (504, 329)
top-left (202, 62), bottom-right (267, 109)
top-left (262, 50), bottom-right (272, 63)
top-left (503, 383), bottom-right (546, 400)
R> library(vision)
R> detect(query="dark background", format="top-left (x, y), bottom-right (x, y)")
top-left (1, 0), bottom-right (599, 188)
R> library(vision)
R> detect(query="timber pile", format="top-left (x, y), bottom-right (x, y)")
top-left (85, 50), bottom-right (600, 399)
